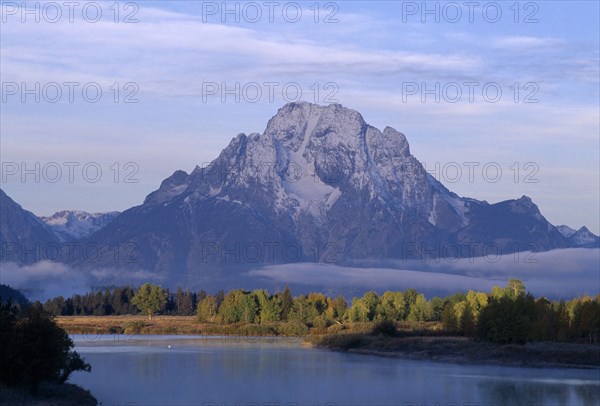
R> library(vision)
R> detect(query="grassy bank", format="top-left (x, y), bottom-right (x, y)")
top-left (57, 315), bottom-right (202, 335)
top-left (307, 333), bottom-right (600, 369)
top-left (0, 382), bottom-right (97, 406)
top-left (57, 315), bottom-right (312, 336)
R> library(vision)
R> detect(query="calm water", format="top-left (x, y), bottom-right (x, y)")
top-left (69, 335), bottom-right (600, 406)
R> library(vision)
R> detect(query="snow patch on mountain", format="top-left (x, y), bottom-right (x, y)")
top-left (569, 227), bottom-right (599, 247)
top-left (40, 210), bottom-right (120, 241)
top-left (556, 225), bottom-right (577, 238)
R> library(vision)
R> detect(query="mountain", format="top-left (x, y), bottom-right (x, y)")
top-left (40, 210), bottom-right (120, 242)
top-left (569, 227), bottom-right (599, 248)
top-left (557, 225), bottom-right (599, 248)
top-left (79, 102), bottom-right (572, 273)
top-left (556, 225), bottom-right (577, 238)
top-left (0, 188), bottom-right (60, 264)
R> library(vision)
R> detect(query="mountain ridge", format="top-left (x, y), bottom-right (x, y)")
top-left (40, 210), bottom-right (120, 242)
top-left (1, 102), bottom-right (598, 270)
top-left (75, 102), bottom-right (578, 270)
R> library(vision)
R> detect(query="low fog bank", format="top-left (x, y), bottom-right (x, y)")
top-left (0, 261), bottom-right (164, 302)
top-left (1, 248), bottom-right (598, 301)
top-left (250, 248), bottom-right (600, 299)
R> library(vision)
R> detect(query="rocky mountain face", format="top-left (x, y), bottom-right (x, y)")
top-left (40, 210), bottom-right (120, 242)
top-left (72, 102), bottom-right (577, 272)
top-left (3, 103), bottom-right (595, 272)
top-left (557, 225), bottom-right (600, 248)
top-left (0, 189), bottom-right (59, 264)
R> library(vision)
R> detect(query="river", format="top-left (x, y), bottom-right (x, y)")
top-left (68, 335), bottom-right (599, 405)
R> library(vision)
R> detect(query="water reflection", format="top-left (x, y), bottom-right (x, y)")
top-left (69, 335), bottom-right (600, 406)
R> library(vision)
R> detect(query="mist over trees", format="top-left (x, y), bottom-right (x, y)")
top-left (35, 279), bottom-right (599, 344)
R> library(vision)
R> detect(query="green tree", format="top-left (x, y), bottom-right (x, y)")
top-left (280, 286), bottom-right (293, 321)
top-left (407, 294), bottom-right (432, 322)
top-left (197, 295), bottom-right (218, 322)
top-left (377, 291), bottom-right (405, 321)
top-left (0, 302), bottom-right (91, 391)
top-left (460, 304), bottom-right (476, 336)
top-left (307, 292), bottom-right (328, 316)
top-left (175, 288), bottom-right (195, 316)
top-left (240, 293), bottom-right (258, 323)
top-left (348, 292), bottom-right (380, 322)
top-left (403, 288), bottom-right (418, 319)
top-left (571, 295), bottom-right (600, 343)
top-left (131, 283), bottom-right (168, 320)
top-left (477, 293), bottom-right (535, 344)
top-left (505, 279), bottom-right (526, 299)
top-left (429, 297), bottom-right (445, 321)
top-left (325, 295), bottom-right (347, 322)
top-left (254, 290), bottom-right (281, 324)
top-left (289, 296), bottom-right (312, 324)
top-left (216, 290), bottom-right (258, 324)
top-left (442, 302), bottom-right (459, 332)
top-left (218, 290), bottom-right (245, 323)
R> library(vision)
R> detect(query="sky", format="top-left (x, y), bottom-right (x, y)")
top-left (1, 0), bottom-right (599, 234)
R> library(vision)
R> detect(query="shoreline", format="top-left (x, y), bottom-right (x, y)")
top-left (0, 382), bottom-right (97, 406)
top-left (306, 335), bottom-right (600, 370)
top-left (57, 316), bottom-right (600, 370)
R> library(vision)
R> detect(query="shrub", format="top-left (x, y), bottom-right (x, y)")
top-left (124, 320), bottom-right (147, 335)
top-left (278, 321), bottom-right (309, 336)
top-left (371, 320), bottom-right (397, 337)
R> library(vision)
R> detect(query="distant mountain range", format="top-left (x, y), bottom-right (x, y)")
top-left (1, 102), bottom-right (598, 271)
top-left (556, 225), bottom-right (600, 248)
top-left (40, 210), bottom-right (120, 242)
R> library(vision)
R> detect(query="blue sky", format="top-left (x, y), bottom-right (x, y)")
top-left (1, 1), bottom-right (599, 233)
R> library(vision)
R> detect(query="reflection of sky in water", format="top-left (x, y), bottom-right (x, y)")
top-left (69, 335), bottom-right (600, 406)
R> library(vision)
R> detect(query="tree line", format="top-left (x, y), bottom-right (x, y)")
top-left (40, 280), bottom-right (599, 344)
top-left (42, 285), bottom-right (203, 316)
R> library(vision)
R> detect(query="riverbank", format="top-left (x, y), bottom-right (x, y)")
top-left (57, 315), bottom-right (313, 336)
top-left (0, 382), bottom-right (97, 406)
top-left (306, 334), bottom-right (600, 369)
top-left (57, 316), bottom-right (600, 369)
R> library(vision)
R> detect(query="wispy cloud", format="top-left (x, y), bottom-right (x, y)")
top-left (491, 36), bottom-right (566, 51)
top-left (1, 261), bottom-right (164, 302)
top-left (250, 249), bottom-right (600, 299)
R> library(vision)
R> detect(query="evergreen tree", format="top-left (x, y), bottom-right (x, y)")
top-left (280, 286), bottom-right (293, 321)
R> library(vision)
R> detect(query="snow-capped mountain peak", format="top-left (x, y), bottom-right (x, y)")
top-left (40, 210), bottom-right (120, 241)
top-left (556, 225), bottom-right (578, 238)
top-left (569, 226), bottom-right (599, 247)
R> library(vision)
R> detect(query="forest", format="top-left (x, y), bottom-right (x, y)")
top-left (36, 279), bottom-right (600, 344)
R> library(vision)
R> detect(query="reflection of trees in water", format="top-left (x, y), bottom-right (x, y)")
top-left (573, 384), bottom-right (600, 405)
top-left (477, 380), bottom-right (598, 406)
top-left (134, 353), bottom-right (166, 382)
